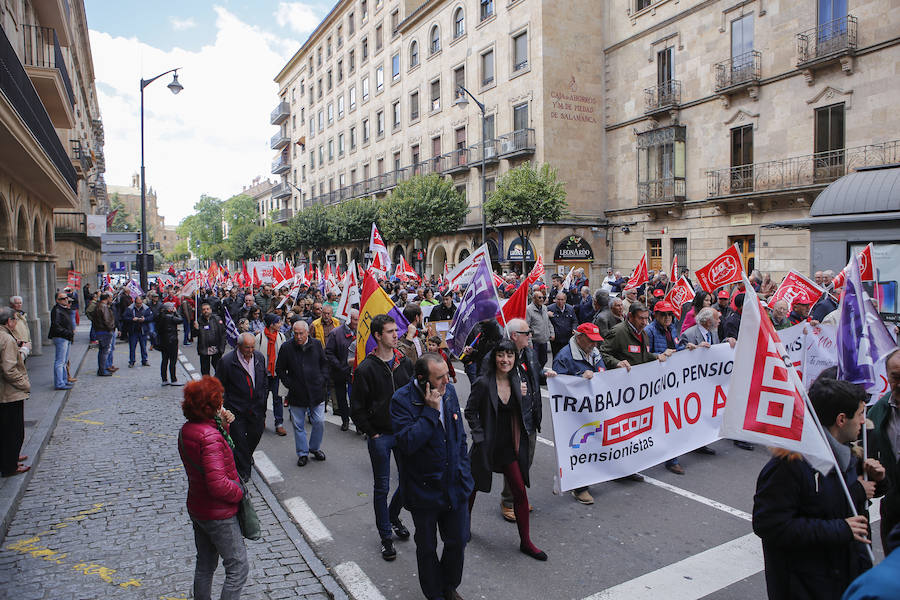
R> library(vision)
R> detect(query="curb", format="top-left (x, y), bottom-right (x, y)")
top-left (0, 340), bottom-right (91, 542)
top-left (175, 350), bottom-right (350, 600)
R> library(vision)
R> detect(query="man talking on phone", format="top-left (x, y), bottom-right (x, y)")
top-left (391, 353), bottom-right (473, 600)
top-left (351, 314), bottom-right (414, 561)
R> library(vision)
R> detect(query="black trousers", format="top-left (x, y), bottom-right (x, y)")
top-left (333, 377), bottom-right (350, 422)
top-left (199, 352), bottom-right (221, 376)
top-left (228, 410), bottom-right (265, 481)
top-left (0, 400), bottom-right (25, 476)
top-left (411, 505), bottom-right (469, 600)
top-left (550, 338), bottom-right (569, 358)
top-left (160, 346), bottom-right (178, 382)
top-left (534, 341), bottom-right (549, 369)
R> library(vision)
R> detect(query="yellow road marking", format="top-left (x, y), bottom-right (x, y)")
top-left (64, 409), bottom-right (104, 425)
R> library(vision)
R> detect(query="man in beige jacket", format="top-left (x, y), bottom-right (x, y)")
top-left (0, 307), bottom-right (31, 477)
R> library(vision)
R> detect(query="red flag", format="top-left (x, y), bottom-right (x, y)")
top-left (167, 263), bottom-right (176, 276)
top-left (767, 271), bottom-right (824, 309)
top-left (240, 261), bottom-right (250, 287)
top-left (272, 265), bottom-right (285, 286)
top-left (252, 267), bottom-right (261, 288)
top-left (106, 209), bottom-right (118, 228)
top-left (370, 252), bottom-right (387, 278)
top-left (623, 254), bottom-right (648, 291)
top-left (832, 244), bottom-right (875, 289)
top-left (492, 272), bottom-right (504, 289)
top-left (398, 255), bottom-right (420, 282)
top-left (664, 276), bottom-right (695, 308)
top-left (671, 254), bottom-right (678, 283)
top-left (207, 261), bottom-right (219, 283)
top-left (527, 255), bottom-right (545, 284)
top-left (695, 245), bottom-right (744, 293)
top-left (283, 260), bottom-right (294, 280)
top-left (499, 274), bottom-right (530, 324)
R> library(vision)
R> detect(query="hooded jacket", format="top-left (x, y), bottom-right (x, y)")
top-left (350, 349), bottom-right (413, 436)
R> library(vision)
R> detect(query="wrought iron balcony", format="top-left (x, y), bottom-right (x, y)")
top-left (270, 131), bottom-right (290, 150)
top-left (271, 182), bottom-right (291, 199)
top-left (706, 139), bottom-right (900, 199)
top-left (498, 128), bottom-right (535, 159)
top-left (468, 139), bottom-right (500, 165)
top-left (714, 51), bottom-right (761, 92)
top-left (33, 0), bottom-right (71, 46)
top-left (644, 80), bottom-right (681, 114)
top-left (70, 139), bottom-right (91, 174)
top-left (0, 26), bottom-right (76, 195)
top-left (271, 153), bottom-right (290, 175)
top-left (270, 100), bottom-right (290, 125)
top-left (638, 178), bottom-right (686, 205)
top-left (53, 211), bottom-right (98, 248)
top-left (271, 208), bottom-right (293, 223)
top-left (441, 149), bottom-right (469, 174)
top-left (22, 24), bottom-right (74, 128)
top-left (797, 16), bottom-right (857, 65)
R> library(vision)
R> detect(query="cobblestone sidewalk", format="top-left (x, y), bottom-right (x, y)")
top-left (0, 342), bottom-right (338, 600)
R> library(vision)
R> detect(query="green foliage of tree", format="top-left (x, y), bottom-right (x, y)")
top-left (227, 223), bottom-right (259, 261)
top-left (379, 173), bottom-right (467, 261)
top-left (248, 227), bottom-right (275, 257)
top-left (327, 197), bottom-right (380, 252)
top-left (206, 242), bottom-right (230, 264)
top-left (176, 195), bottom-right (223, 259)
top-left (107, 193), bottom-right (137, 233)
top-left (484, 162), bottom-right (568, 273)
top-left (270, 226), bottom-right (297, 256)
top-left (223, 194), bottom-right (259, 231)
top-left (290, 203), bottom-right (332, 264)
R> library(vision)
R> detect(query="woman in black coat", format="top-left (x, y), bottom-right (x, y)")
top-left (465, 339), bottom-right (546, 561)
top-left (156, 302), bottom-right (181, 386)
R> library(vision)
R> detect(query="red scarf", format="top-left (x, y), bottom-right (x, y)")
top-left (263, 329), bottom-right (278, 375)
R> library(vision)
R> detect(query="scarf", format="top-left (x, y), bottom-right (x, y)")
top-left (214, 415), bottom-right (235, 449)
top-left (263, 328), bottom-right (278, 375)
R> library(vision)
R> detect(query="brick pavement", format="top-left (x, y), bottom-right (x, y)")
top-left (0, 341), bottom-right (339, 600)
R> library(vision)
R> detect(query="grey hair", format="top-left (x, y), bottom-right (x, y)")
top-left (505, 318), bottom-right (527, 337)
top-left (9, 295), bottom-right (22, 304)
top-left (696, 307), bottom-right (718, 327)
top-left (594, 289), bottom-right (609, 310)
top-left (772, 299), bottom-right (789, 311)
top-left (0, 306), bottom-right (15, 325)
top-left (292, 319), bottom-right (310, 331)
top-left (237, 332), bottom-right (256, 347)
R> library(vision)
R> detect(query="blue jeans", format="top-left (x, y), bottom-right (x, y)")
top-left (52, 337), bottom-right (70, 388)
top-left (129, 332), bottom-right (148, 365)
top-left (191, 515), bottom-right (249, 600)
top-left (147, 321), bottom-right (157, 346)
top-left (182, 315), bottom-right (192, 343)
top-left (288, 404), bottom-right (324, 457)
top-left (95, 331), bottom-right (113, 374)
top-left (267, 375), bottom-right (283, 426)
top-left (367, 433), bottom-right (404, 540)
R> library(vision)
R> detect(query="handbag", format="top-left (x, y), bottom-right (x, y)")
top-left (178, 429), bottom-right (262, 540)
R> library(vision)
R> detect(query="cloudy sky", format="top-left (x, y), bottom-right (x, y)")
top-left (85, 1), bottom-right (333, 226)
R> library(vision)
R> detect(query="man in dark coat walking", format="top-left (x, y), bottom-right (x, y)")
top-left (195, 302), bottom-right (226, 376)
top-left (391, 353), bottom-right (473, 600)
top-left (325, 309), bottom-right (358, 431)
top-left (216, 332), bottom-right (269, 480)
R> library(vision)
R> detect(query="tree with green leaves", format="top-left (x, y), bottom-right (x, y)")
top-left (484, 162), bottom-right (568, 274)
top-left (379, 174), bottom-right (466, 271)
top-left (270, 226), bottom-right (297, 257)
top-left (290, 203), bottom-right (332, 267)
top-left (107, 193), bottom-right (138, 233)
top-left (327, 196), bottom-right (380, 256)
top-left (248, 227), bottom-right (275, 257)
top-left (176, 195), bottom-right (223, 259)
top-left (226, 223), bottom-right (260, 261)
top-left (223, 194), bottom-right (259, 231)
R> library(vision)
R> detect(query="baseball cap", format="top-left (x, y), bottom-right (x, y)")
top-left (654, 301), bottom-right (676, 314)
top-left (575, 322), bottom-right (604, 341)
top-left (652, 289), bottom-right (665, 297)
top-left (717, 290), bottom-right (730, 299)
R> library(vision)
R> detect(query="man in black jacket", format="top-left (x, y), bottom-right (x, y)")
top-left (49, 291), bottom-right (75, 390)
top-left (276, 320), bottom-right (327, 467)
top-left (216, 332), bottom-right (269, 480)
top-left (325, 308), bottom-right (358, 431)
top-left (427, 293), bottom-right (456, 322)
top-left (350, 314), bottom-right (414, 561)
top-left (548, 292), bottom-right (577, 358)
top-left (753, 375), bottom-right (886, 600)
top-left (195, 302), bottom-right (226, 375)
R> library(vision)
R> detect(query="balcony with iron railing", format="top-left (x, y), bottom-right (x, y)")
top-left (644, 80), bottom-right (681, 114)
top-left (706, 139), bottom-right (900, 199)
top-left (714, 50), bottom-right (761, 93)
top-left (270, 130), bottom-right (290, 150)
top-left (638, 178), bottom-right (686, 205)
top-left (271, 153), bottom-right (290, 175)
top-left (270, 100), bottom-right (290, 125)
top-left (0, 25), bottom-right (76, 199)
top-left (797, 15), bottom-right (857, 66)
top-left (70, 139), bottom-right (91, 174)
top-left (498, 128), bottom-right (535, 159)
top-left (271, 208), bottom-right (293, 223)
top-left (271, 181), bottom-right (291, 199)
top-left (33, 0), bottom-right (71, 46)
top-left (441, 148), bottom-right (469, 174)
top-left (53, 211), bottom-right (99, 247)
top-left (21, 24), bottom-right (75, 128)
top-left (468, 139), bottom-right (500, 165)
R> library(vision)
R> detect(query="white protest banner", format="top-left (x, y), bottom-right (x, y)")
top-left (779, 323), bottom-right (807, 377)
top-left (247, 261), bottom-right (284, 284)
top-left (802, 324), bottom-right (838, 389)
top-left (444, 243), bottom-right (489, 288)
top-left (549, 344), bottom-right (735, 491)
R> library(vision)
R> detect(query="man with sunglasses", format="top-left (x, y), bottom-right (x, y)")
top-left (49, 292), bottom-right (75, 390)
top-left (497, 318), bottom-right (556, 523)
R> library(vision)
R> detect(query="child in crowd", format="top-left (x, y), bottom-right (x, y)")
top-left (426, 335), bottom-right (456, 383)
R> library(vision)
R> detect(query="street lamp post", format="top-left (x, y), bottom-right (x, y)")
top-left (454, 85), bottom-right (487, 246)
top-left (139, 68), bottom-right (183, 292)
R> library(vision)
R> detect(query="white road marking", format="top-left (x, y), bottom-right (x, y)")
top-left (583, 532), bottom-right (764, 600)
top-left (190, 373), bottom-right (201, 380)
top-left (641, 475), bottom-right (752, 522)
top-left (284, 496), bottom-right (333, 543)
top-left (334, 561), bottom-right (387, 600)
top-left (537, 435), bottom-right (555, 447)
top-left (252, 450), bottom-right (284, 484)
top-left (184, 363), bottom-right (195, 371)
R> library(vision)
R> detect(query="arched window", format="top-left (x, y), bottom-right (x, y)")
top-left (430, 25), bottom-right (440, 55)
top-left (409, 40), bottom-right (419, 67)
top-left (453, 7), bottom-right (465, 38)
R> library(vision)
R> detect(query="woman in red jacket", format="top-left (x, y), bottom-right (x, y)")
top-left (179, 376), bottom-right (249, 600)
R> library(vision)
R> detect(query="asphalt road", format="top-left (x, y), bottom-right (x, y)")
top-left (181, 340), bottom-right (884, 600)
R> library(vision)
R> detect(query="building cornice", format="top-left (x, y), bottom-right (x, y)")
top-left (275, 0), bottom-right (350, 84)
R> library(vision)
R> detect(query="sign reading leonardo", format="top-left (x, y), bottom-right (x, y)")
top-left (506, 237), bottom-right (535, 262)
top-left (554, 235), bottom-right (594, 261)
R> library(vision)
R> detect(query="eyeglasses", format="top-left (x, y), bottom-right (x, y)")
top-left (516, 330), bottom-right (533, 336)
top-left (57, 297), bottom-right (69, 301)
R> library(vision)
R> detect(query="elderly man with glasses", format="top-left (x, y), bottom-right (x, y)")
top-left (497, 318), bottom-right (557, 523)
top-left (49, 292), bottom-right (76, 390)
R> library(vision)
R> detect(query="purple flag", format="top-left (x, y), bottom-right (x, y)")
top-left (223, 309), bottom-right (239, 349)
top-left (445, 256), bottom-right (500, 356)
top-left (837, 252), bottom-right (896, 390)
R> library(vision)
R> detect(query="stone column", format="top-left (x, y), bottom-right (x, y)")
top-left (37, 260), bottom-right (52, 348)
top-left (22, 259), bottom-right (42, 356)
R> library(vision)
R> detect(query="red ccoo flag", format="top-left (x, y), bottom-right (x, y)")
top-left (670, 254), bottom-right (678, 283)
top-left (695, 245), bottom-right (744, 293)
top-left (664, 276), bottom-right (695, 308)
top-left (623, 253), bottom-right (648, 291)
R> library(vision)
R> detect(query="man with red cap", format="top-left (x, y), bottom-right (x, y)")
top-left (553, 322), bottom-right (606, 504)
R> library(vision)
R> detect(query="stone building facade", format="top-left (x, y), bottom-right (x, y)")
top-left (0, 0), bottom-right (108, 354)
top-left (603, 0), bottom-right (900, 280)
top-left (273, 0), bottom-right (608, 281)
